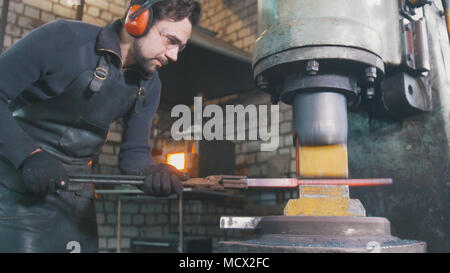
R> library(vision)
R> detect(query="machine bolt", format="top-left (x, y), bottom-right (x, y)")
top-left (306, 60), bottom-right (320, 75)
top-left (365, 67), bottom-right (377, 83)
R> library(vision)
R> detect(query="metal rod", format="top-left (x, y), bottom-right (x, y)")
top-left (116, 199), bottom-right (121, 253)
top-left (168, 199), bottom-right (172, 233)
top-left (0, 0), bottom-right (10, 52)
top-left (178, 193), bottom-right (183, 253)
top-left (245, 178), bottom-right (393, 188)
top-left (69, 174), bottom-right (145, 185)
top-left (71, 174), bottom-right (145, 180)
top-left (69, 175), bottom-right (392, 188)
top-left (70, 178), bottom-right (143, 185)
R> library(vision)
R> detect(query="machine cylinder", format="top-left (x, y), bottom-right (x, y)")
top-left (253, 0), bottom-right (402, 70)
top-left (252, 0), bottom-right (402, 145)
top-left (293, 92), bottom-right (348, 145)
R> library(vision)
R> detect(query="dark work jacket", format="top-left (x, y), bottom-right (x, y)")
top-left (0, 19), bottom-right (160, 173)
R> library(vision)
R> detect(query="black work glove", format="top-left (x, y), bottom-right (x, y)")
top-left (138, 164), bottom-right (189, 196)
top-left (21, 151), bottom-right (69, 195)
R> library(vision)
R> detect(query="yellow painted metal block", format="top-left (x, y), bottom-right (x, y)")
top-left (283, 185), bottom-right (365, 216)
top-left (300, 185), bottom-right (348, 198)
top-left (284, 198), bottom-right (353, 216)
top-left (298, 144), bottom-right (349, 178)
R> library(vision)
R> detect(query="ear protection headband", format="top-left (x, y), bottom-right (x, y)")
top-left (124, 0), bottom-right (164, 38)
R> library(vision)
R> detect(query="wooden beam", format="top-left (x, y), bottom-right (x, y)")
top-left (76, 0), bottom-right (85, 21)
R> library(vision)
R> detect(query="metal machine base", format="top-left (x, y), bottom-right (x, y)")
top-left (217, 216), bottom-right (426, 253)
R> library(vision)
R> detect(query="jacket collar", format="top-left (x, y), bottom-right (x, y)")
top-left (96, 19), bottom-right (153, 79)
top-left (96, 19), bottom-right (124, 65)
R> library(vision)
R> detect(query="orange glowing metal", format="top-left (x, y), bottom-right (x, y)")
top-left (167, 153), bottom-right (185, 170)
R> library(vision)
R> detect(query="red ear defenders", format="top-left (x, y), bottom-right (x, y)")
top-left (125, 0), bottom-right (164, 38)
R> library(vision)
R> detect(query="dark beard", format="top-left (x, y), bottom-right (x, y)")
top-left (131, 39), bottom-right (155, 78)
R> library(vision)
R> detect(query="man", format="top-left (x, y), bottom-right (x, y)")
top-left (0, 0), bottom-right (202, 253)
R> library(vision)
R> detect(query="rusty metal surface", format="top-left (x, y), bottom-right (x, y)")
top-left (217, 235), bottom-right (426, 253)
top-left (254, 0), bottom-right (402, 67)
top-left (259, 216), bottom-right (390, 236)
top-left (342, 4), bottom-right (450, 253)
top-left (217, 216), bottom-right (426, 253)
top-left (253, 46), bottom-right (385, 81)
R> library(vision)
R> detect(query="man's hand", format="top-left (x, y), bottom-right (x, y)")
top-left (138, 164), bottom-right (189, 196)
top-left (21, 150), bottom-right (69, 195)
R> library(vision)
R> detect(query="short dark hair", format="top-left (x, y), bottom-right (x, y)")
top-left (153, 0), bottom-right (202, 26)
top-left (128, 0), bottom-right (202, 27)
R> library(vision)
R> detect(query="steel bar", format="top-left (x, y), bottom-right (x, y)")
top-left (69, 175), bottom-right (392, 188)
top-left (69, 178), bottom-right (144, 185)
top-left (178, 193), bottom-right (183, 254)
top-left (70, 174), bottom-right (145, 180)
top-left (245, 178), bottom-right (392, 187)
top-left (116, 199), bottom-right (122, 253)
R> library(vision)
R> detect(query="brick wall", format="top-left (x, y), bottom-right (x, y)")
top-left (1, 0), bottom-right (129, 52)
top-left (96, 194), bottom-right (249, 253)
top-left (198, 0), bottom-right (257, 53)
top-left (228, 92), bottom-right (297, 179)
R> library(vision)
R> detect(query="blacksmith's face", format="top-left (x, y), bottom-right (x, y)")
top-left (132, 18), bottom-right (192, 76)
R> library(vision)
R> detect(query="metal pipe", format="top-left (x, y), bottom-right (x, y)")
top-left (0, 0), bottom-right (10, 52)
top-left (413, 18), bottom-right (431, 72)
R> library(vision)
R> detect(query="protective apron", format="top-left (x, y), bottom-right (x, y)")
top-left (0, 54), bottom-right (147, 253)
